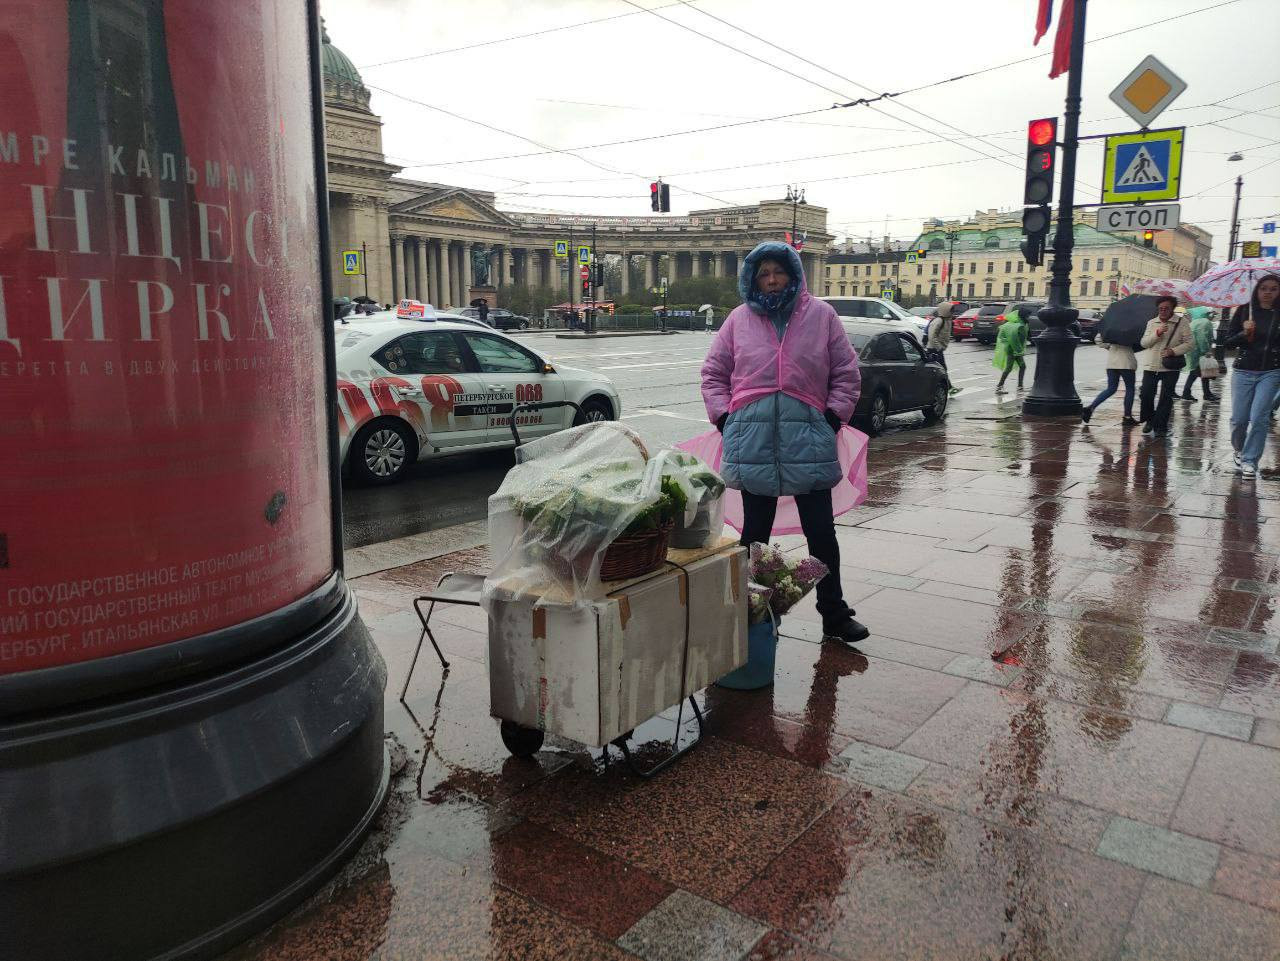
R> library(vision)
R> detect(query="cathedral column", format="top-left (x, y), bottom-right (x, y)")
top-left (437, 240), bottom-right (452, 309)
top-left (691, 251), bottom-right (703, 279)
top-left (620, 252), bottom-right (630, 298)
top-left (415, 238), bottom-right (429, 303)
top-left (462, 242), bottom-right (474, 301)
top-left (389, 233), bottom-right (403, 302)
top-left (644, 252), bottom-right (656, 290)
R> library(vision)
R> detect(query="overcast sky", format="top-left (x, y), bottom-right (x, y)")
top-left (322, 0), bottom-right (1280, 261)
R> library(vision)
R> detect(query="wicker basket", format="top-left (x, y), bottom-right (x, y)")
top-left (599, 520), bottom-right (673, 581)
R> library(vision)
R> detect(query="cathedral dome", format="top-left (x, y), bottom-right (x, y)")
top-left (321, 21), bottom-right (372, 111)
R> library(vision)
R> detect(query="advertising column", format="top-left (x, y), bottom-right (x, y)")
top-left (0, 3), bottom-right (387, 959)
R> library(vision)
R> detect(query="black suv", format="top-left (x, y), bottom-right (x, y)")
top-left (970, 303), bottom-right (1014, 345)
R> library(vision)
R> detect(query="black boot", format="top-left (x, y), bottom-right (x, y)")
top-left (823, 614), bottom-right (870, 644)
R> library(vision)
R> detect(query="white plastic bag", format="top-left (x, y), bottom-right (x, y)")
top-left (663, 451), bottom-right (727, 549)
top-left (1199, 355), bottom-right (1220, 379)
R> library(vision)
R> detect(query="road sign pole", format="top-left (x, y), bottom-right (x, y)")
top-left (361, 241), bottom-right (368, 299)
top-left (1228, 175), bottom-right (1243, 261)
top-left (569, 227), bottom-right (575, 318)
top-left (1024, 0), bottom-right (1087, 418)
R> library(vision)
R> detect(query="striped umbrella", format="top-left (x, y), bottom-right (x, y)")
top-left (1187, 258), bottom-right (1280, 307)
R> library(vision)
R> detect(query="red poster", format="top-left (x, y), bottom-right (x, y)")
top-left (0, 1), bottom-right (333, 674)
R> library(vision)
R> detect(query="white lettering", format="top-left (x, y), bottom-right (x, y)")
top-left (252, 289), bottom-right (275, 340)
top-left (204, 160), bottom-right (220, 188)
top-left (0, 132), bottom-right (17, 164)
top-left (119, 193), bottom-right (180, 268)
top-left (184, 157), bottom-right (198, 185)
top-left (244, 209), bottom-right (267, 266)
top-left (27, 185), bottom-right (94, 254)
top-left (160, 153), bottom-right (177, 181)
top-left (194, 283), bottom-right (233, 341)
top-left (135, 149), bottom-right (151, 178)
top-left (135, 281), bottom-right (174, 341)
top-left (107, 144), bottom-right (125, 175)
top-left (0, 276), bottom-right (19, 355)
top-left (196, 202), bottom-right (233, 263)
top-left (44, 277), bottom-right (108, 341)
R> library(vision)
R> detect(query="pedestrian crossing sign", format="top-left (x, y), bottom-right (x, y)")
top-left (555, 240), bottom-right (569, 259)
top-left (1101, 127), bottom-right (1183, 204)
top-left (342, 249), bottom-right (362, 275)
top-left (577, 245), bottom-right (591, 265)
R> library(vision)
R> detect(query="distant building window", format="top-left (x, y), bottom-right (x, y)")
top-left (892, 264), bottom-right (899, 275)
top-left (968, 282), bottom-right (975, 297)
top-left (1109, 281), bottom-right (1118, 296)
top-left (916, 265), bottom-right (923, 276)
top-left (1003, 282), bottom-right (1011, 296)
top-left (987, 261), bottom-right (994, 273)
top-left (932, 263), bottom-right (939, 275)
top-left (1017, 261), bottom-right (1024, 273)
top-left (1096, 258), bottom-right (1104, 271)
top-left (864, 284), bottom-right (872, 296)
top-left (1005, 261), bottom-right (1012, 273)
top-left (1015, 282), bottom-right (1023, 297)
top-left (1027, 282), bottom-right (1035, 296)
top-left (879, 264), bottom-right (887, 276)
top-left (915, 284), bottom-right (922, 294)
top-left (985, 282), bottom-right (993, 296)
top-left (838, 284), bottom-right (846, 295)
top-left (1111, 258), bottom-right (1119, 270)
top-left (840, 265), bottom-right (846, 278)
top-left (825, 283), bottom-right (832, 295)
top-left (1080, 280), bottom-right (1088, 296)
top-left (866, 265), bottom-right (873, 276)
top-left (1094, 280), bottom-right (1102, 296)
top-left (984, 236), bottom-right (1000, 248)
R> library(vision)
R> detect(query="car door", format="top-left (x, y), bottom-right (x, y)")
top-left (458, 331), bottom-right (567, 442)
top-left (369, 330), bottom-right (492, 450)
top-left (868, 333), bottom-right (909, 410)
top-left (896, 334), bottom-right (931, 406)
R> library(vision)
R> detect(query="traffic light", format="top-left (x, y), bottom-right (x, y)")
top-left (649, 180), bottom-right (670, 213)
top-left (592, 262), bottom-right (605, 288)
top-left (582, 278), bottom-right (591, 295)
top-left (1020, 117), bottom-right (1058, 267)
top-left (1142, 230), bottom-right (1155, 248)
top-left (915, 247), bottom-right (927, 260)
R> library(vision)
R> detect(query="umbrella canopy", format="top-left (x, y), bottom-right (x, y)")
top-left (1099, 294), bottom-right (1158, 350)
top-left (1188, 258), bottom-right (1280, 307)
top-left (1129, 277), bottom-right (1191, 301)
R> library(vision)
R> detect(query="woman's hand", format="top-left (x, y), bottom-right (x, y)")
top-left (823, 409), bottom-right (842, 433)
top-left (1244, 319), bottom-right (1257, 338)
top-left (715, 413), bottom-right (728, 433)
top-left (1155, 324), bottom-right (1166, 338)
top-left (1161, 348), bottom-right (1174, 358)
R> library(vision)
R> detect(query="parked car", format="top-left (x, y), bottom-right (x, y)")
top-left (822, 296), bottom-right (929, 341)
top-left (1072, 308), bottom-right (1101, 343)
top-left (334, 316), bottom-right (621, 484)
top-left (970, 303), bottom-right (1015, 345)
top-left (952, 306), bottom-right (981, 341)
top-left (842, 321), bottom-right (949, 435)
top-left (458, 306), bottom-right (531, 331)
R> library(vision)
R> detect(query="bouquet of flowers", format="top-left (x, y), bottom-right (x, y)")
top-left (747, 543), bottom-right (829, 624)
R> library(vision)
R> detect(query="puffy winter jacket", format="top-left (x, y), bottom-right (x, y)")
top-left (701, 241), bottom-right (860, 496)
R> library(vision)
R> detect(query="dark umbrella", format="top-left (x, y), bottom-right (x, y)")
top-left (1099, 295), bottom-right (1157, 350)
top-left (469, 298), bottom-right (488, 308)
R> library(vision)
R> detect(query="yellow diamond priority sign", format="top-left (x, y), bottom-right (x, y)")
top-left (1109, 55), bottom-right (1187, 129)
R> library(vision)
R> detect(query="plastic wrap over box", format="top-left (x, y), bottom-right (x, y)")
top-left (487, 544), bottom-right (747, 747)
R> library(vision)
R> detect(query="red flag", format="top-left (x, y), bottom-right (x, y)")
top-left (940, 261), bottom-right (950, 286)
top-left (1050, 0), bottom-right (1075, 78)
top-left (1034, 0), bottom-right (1053, 45)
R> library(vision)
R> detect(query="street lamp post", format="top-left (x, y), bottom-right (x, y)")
top-left (945, 228), bottom-right (957, 299)
top-left (1227, 153), bottom-right (1244, 260)
top-left (786, 184), bottom-right (806, 247)
top-left (1023, 0), bottom-right (1088, 418)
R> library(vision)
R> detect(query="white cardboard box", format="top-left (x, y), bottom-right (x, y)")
top-left (487, 542), bottom-right (747, 747)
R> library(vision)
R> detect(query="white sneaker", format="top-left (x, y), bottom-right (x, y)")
top-left (1234, 452), bottom-right (1243, 471)
top-left (1242, 464), bottom-right (1258, 479)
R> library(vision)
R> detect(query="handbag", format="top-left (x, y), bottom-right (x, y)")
top-left (1160, 319), bottom-right (1186, 371)
top-left (1199, 355), bottom-right (1220, 379)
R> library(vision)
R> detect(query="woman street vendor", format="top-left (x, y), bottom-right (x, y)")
top-left (700, 241), bottom-right (870, 645)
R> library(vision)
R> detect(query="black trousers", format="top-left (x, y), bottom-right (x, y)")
top-left (739, 488), bottom-right (851, 625)
top-left (1180, 365), bottom-right (1216, 398)
top-left (1140, 370), bottom-right (1181, 432)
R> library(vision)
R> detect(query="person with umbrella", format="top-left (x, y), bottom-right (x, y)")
top-left (1180, 307), bottom-right (1218, 403)
top-left (1138, 296), bottom-right (1192, 438)
top-left (1221, 273), bottom-right (1280, 478)
top-left (1080, 329), bottom-right (1138, 426)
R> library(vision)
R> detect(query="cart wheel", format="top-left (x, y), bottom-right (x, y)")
top-left (500, 720), bottom-right (544, 758)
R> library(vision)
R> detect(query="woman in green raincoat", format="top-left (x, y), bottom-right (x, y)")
top-left (1180, 306), bottom-right (1218, 402)
top-left (993, 306), bottom-right (1029, 394)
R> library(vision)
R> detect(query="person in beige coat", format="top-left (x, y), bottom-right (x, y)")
top-left (1080, 337), bottom-right (1138, 426)
top-left (1138, 296), bottom-right (1193, 437)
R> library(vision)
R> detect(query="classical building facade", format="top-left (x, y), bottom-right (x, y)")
top-left (821, 209), bottom-right (1214, 309)
top-left (321, 31), bottom-right (830, 307)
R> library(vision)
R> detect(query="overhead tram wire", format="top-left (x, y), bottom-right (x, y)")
top-left (356, 0), bottom-right (695, 69)
top-left (662, 0), bottom-right (1098, 195)
top-left (364, 82), bottom-right (740, 208)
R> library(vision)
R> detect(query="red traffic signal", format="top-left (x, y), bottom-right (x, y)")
top-left (650, 181), bottom-right (661, 212)
top-left (1028, 118), bottom-right (1056, 146)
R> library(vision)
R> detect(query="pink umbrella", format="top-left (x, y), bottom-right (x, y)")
top-left (1129, 277), bottom-right (1191, 301)
top-left (1187, 258), bottom-right (1280, 307)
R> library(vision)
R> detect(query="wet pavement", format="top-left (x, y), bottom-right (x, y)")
top-left (231, 383), bottom-right (1280, 961)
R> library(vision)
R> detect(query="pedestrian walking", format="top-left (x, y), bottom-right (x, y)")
top-left (1180, 306), bottom-right (1218, 402)
top-left (1080, 334), bottom-right (1138, 425)
top-left (1222, 273), bottom-right (1280, 478)
top-left (1138, 296), bottom-right (1192, 438)
top-left (701, 240), bottom-right (869, 644)
top-left (993, 306), bottom-right (1028, 394)
top-left (925, 302), bottom-right (953, 370)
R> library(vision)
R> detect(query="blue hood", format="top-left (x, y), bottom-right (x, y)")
top-left (739, 241), bottom-right (806, 316)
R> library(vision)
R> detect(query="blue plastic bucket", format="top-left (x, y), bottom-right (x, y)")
top-left (715, 618), bottom-right (778, 690)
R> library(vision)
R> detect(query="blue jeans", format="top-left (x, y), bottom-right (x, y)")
top-left (1230, 368), bottom-right (1280, 467)
top-left (1088, 369), bottom-right (1135, 417)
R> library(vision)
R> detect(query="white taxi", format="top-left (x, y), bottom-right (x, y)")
top-left (335, 314), bottom-right (621, 484)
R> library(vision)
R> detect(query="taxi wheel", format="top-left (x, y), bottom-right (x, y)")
top-left (351, 420), bottom-right (415, 485)
top-left (575, 397), bottom-right (613, 425)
